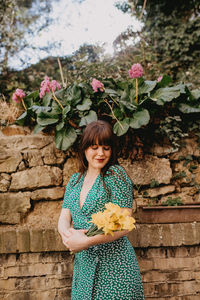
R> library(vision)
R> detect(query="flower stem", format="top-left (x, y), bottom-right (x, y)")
top-left (21, 99), bottom-right (27, 110)
top-left (52, 90), bottom-right (64, 110)
top-left (104, 99), bottom-right (124, 130)
top-left (57, 57), bottom-right (67, 88)
top-left (135, 78), bottom-right (138, 104)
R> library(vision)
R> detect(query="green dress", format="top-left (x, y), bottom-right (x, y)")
top-left (62, 165), bottom-right (145, 300)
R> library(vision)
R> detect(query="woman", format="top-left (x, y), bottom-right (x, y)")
top-left (58, 120), bottom-right (145, 300)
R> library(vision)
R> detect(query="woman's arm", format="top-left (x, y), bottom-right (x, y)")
top-left (65, 208), bottom-right (133, 253)
top-left (58, 208), bottom-right (72, 249)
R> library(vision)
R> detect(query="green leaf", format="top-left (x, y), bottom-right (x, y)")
top-left (76, 98), bottom-right (92, 111)
top-left (178, 103), bottom-right (200, 113)
top-left (191, 89), bottom-right (200, 100)
top-left (55, 127), bottom-right (77, 150)
top-left (79, 110), bottom-right (98, 127)
top-left (139, 81), bottom-right (157, 94)
top-left (157, 75), bottom-right (172, 87)
top-left (113, 118), bottom-right (130, 136)
top-left (104, 88), bottom-right (119, 96)
top-left (150, 86), bottom-right (181, 105)
top-left (33, 124), bottom-right (45, 134)
top-left (15, 111), bottom-right (28, 126)
top-left (56, 121), bottom-right (65, 131)
top-left (62, 105), bottom-right (71, 117)
top-left (42, 92), bottom-right (52, 106)
top-left (26, 91), bottom-right (39, 100)
top-left (37, 111), bottom-right (59, 126)
top-left (30, 105), bottom-right (51, 113)
top-left (129, 109), bottom-right (150, 129)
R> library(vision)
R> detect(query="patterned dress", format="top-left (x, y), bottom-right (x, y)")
top-left (62, 165), bottom-right (145, 300)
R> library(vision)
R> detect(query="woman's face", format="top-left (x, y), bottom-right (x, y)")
top-left (85, 143), bottom-right (111, 171)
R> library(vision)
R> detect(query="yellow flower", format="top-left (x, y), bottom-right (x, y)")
top-left (120, 216), bottom-right (136, 231)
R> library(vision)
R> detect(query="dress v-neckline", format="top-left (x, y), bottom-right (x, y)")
top-left (79, 173), bottom-right (100, 210)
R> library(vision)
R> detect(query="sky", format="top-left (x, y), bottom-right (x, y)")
top-left (9, 0), bottom-right (142, 69)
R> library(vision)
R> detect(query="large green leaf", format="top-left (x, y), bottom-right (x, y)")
top-left (79, 110), bottom-right (98, 127)
top-left (139, 81), bottom-right (157, 94)
top-left (150, 86), bottom-right (181, 105)
top-left (104, 88), bottom-right (119, 96)
top-left (157, 75), bottom-right (172, 87)
top-left (37, 111), bottom-right (59, 126)
top-left (178, 103), bottom-right (200, 113)
top-left (113, 118), bottom-right (130, 136)
top-left (55, 127), bottom-right (77, 150)
top-left (76, 98), bottom-right (92, 111)
top-left (129, 109), bottom-right (150, 129)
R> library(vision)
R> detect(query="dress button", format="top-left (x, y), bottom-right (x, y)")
top-left (85, 218), bottom-right (87, 222)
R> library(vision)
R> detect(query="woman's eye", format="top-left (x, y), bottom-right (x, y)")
top-left (104, 146), bottom-right (111, 151)
top-left (91, 145), bottom-right (98, 150)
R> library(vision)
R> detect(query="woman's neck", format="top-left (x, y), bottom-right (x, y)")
top-left (86, 167), bottom-right (101, 178)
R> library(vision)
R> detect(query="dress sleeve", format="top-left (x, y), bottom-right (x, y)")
top-left (62, 173), bottom-right (78, 209)
top-left (106, 165), bottom-right (133, 208)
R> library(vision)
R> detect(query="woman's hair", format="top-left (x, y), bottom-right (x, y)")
top-left (78, 120), bottom-right (117, 176)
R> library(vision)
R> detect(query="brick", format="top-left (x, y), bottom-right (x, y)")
top-left (17, 229), bottom-right (30, 252)
top-left (1, 230), bottom-right (17, 253)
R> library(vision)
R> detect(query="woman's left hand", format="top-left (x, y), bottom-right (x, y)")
top-left (64, 228), bottom-right (89, 253)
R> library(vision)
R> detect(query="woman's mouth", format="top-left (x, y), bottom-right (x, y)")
top-left (96, 159), bottom-right (105, 163)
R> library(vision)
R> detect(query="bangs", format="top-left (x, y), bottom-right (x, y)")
top-left (83, 124), bottom-right (113, 149)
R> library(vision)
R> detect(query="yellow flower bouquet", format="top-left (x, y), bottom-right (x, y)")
top-left (86, 202), bottom-right (136, 237)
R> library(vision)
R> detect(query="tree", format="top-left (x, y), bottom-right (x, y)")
top-left (0, 0), bottom-right (55, 75)
top-left (115, 0), bottom-right (200, 86)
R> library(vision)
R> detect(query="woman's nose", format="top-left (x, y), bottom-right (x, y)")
top-left (97, 147), bottom-right (104, 155)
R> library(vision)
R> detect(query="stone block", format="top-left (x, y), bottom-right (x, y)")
top-left (30, 229), bottom-right (44, 252)
top-left (0, 151), bottom-right (22, 173)
top-left (119, 155), bottom-right (172, 185)
top-left (1, 231), bottom-right (17, 253)
top-left (144, 185), bottom-right (176, 198)
top-left (0, 134), bottom-right (54, 152)
top-left (169, 137), bottom-right (200, 160)
top-left (41, 143), bottom-right (65, 165)
top-left (0, 173), bottom-right (11, 192)
top-left (17, 229), bottom-right (30, 253)
top-left (23, 150), bottom-right (44, 167)
top-left (10, 166), bottom-right (62, 191)
top-left (63, 156), bottom-right (79, 186)
top-left (0, 192), bottom-right (31, 224)
top-left (31, 187), bottom-right (65, 201)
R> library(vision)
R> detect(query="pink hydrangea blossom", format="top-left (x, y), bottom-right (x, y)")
top-left (12, 89), bottom-right (26, 103)
top-left (128, 63), bottom-right (143, 79)
top-left (157, 76), bottom-right (163, 82)
top-left (91, 78), bottom-right (104, 92)
top-left (39, 76), bottom-right (61, 98)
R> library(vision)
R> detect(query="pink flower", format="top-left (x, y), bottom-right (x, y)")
top-left (128, 63), bottom-right (143, 79)
top-left (91, 78), bottom-right (104, 93)
top-left (50, 80), bottom-right (61, 92)
top-left (39, 76), bottom-right (61, 98)
top-left (157, 76), bottom-right (163, 82)
top-left (12, 89), bottom-right (26, 103)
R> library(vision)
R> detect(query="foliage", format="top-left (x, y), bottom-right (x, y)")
top-left (13, 71), bottom-right (200, 152)
top-left (161, 197), bottom-right (183, 206)
top-left (115, 0), bottom-right (200, 87)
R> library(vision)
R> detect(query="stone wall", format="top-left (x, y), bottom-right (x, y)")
top-left (0, 127), bottom-right (200, 299)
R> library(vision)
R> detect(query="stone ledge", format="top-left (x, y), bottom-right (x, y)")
top-left (0, 222), bottom-right (199, 254)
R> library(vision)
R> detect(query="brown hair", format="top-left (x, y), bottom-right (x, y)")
top-left (78, 120), bottom-right (117, 176)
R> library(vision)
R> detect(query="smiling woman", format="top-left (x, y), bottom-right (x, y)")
top-left (58, 120), bottom-right (145, 299)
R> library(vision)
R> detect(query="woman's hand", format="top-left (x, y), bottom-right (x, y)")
top-left (64, 228), bottom-right (89, 253)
